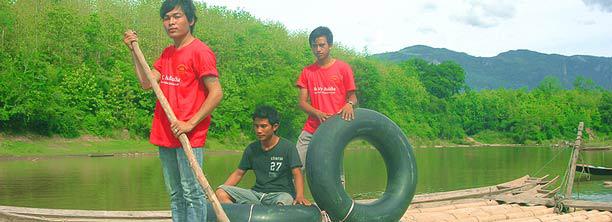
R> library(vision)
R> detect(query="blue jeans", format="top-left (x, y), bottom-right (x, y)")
top-left (159, 147), bottom-right (206, 222)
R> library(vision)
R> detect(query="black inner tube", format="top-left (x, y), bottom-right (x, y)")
top-left (306, 108), bottom-right (418, 222)
top-left (205, 203), bottom-right (322, 222)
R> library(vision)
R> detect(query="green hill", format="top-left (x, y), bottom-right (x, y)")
top-left (372, 45), bottom-right (612, 90)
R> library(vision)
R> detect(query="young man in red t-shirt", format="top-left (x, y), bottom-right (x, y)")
top-left (296, 26), bottom-right (358, 176)
top-left (123, 0), bottom-right (222, 221)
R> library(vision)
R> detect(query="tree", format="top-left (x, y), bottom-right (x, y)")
top-left (535, 75), bottom-right (562, 95)
top-left (350, 58), bottom-right (384, 109)
top-left (0, 0), bottom-right (14, 49)
top-left (573, 76), bottom-right (598, 92)
top-left (404, 58), bottom-right (467, 99)
top-left (598, 92), bottom-right (612, 133)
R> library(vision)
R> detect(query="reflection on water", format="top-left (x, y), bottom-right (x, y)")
top-left (0, 147), bottom-right (609, 210)
top-left (571, 174), bottom-right (612, 202)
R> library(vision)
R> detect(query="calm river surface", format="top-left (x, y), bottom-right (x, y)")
top-left (0, 146), bottom-right (610, 210)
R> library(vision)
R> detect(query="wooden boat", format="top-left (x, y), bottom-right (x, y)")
top-left (2, 175), bottom-right (611, 222)
top-left (576, 163), bottom-right (612, 176)
top-left (87, 153), bottom-right (115, 158)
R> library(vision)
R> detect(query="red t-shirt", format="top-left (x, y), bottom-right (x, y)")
top-left (296, 60), bottom-right (356, 134)
top-left (151, 39), bottom-right (218, 148)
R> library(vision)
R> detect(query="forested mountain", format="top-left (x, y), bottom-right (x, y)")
top-left (0, 0), bottom-right (609, 145)
top-left (372, 45), bottom-right (612, 90)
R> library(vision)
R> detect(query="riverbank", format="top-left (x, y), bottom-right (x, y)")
top-left (1, 134), bottom-right (609, 158)
top-left (0, 135), bottom-right (246, 157)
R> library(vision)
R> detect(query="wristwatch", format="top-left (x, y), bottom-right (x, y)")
top-left (347, 101), bottom-right (354, 106)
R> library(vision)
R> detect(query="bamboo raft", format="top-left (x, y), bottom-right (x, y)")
top-left (401, 175), bottom-right (612, 222)
top-left (1, 175), bottom-right (610, 222)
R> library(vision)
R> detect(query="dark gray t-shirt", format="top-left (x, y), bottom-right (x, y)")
top-left (238, 137), bottom-right (302, 195)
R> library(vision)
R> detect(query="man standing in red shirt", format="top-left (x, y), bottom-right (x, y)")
top-left (296, 26), bottom-right (358, 178)
top-left (123, 0), bottom-right (222, 221)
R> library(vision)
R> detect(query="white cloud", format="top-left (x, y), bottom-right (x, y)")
top-left (453, 0), bottom-right (517, 28)
top-left (578, 19), bottom-right (597, 25)
top-left (417, 27), bottom-right (437, 34)
top-left (422, 2), bottom-right (438, 12)
top-left (583, 0), bottom-right (612, 12)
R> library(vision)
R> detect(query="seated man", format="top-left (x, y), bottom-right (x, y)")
top-left (215, 105), bottom-right (311, 206)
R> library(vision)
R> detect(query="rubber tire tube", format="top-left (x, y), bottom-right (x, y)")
top-left (306, 108), bottom-right (418, 222)
top-left (206, 203), bottom-right (322, 222)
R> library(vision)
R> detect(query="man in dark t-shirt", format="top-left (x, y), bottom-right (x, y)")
top-left (215, 106), bottom-right (311, 205)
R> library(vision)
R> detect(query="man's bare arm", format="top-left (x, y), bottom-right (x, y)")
top-left (223, 169), bottom-right (246, 186)
top-left (339, 90), bottom-right (357, 121)
top-left (171, 76), bottom-right (223, 136)
top-left (298, 87), bottom-right (330, 123)
top-left (292, 167), bottom-right (311, 205)
top-left (123, 30), bottom-right (159, 90)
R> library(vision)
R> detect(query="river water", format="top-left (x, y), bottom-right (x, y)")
top-left (0, 146), bottom-right (609, 210)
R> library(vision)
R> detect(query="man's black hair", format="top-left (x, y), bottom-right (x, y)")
top-left (309, 26), bottom-right (333, 46)
top-left (160, 0), bottom-right (197, 32)
top-left (252, 105), bottom-right (280, 126)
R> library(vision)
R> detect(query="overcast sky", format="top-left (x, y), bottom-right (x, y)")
top-left (200, 0), bottom-right (612, 57)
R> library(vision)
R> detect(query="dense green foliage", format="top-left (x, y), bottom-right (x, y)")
top-left (373, 45), bottom-right (612, 90)
top-left (0, 0), bottom-right (609, 145)
top-left (404, 59), bottom-right (466, 99)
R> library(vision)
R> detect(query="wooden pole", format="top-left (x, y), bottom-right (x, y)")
top-left (493, 195), bottom-right (612, 211)
top-left (130, 42), bottom-right (230, 222)
top-left (565, 122), bottom-right (584, 199)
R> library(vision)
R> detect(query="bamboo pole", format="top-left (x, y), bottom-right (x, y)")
top-left (580, 147), bottom-right (612, 152)
top-left (130, 42), bottom-right (230, 222)
top-left (493, 195), bottom-right (612, 211)
top-left (565, 122), bottom-right (584, 199)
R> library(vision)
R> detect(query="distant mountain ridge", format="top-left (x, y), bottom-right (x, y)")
top-left (371, 45), bottom-right (612, 90)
